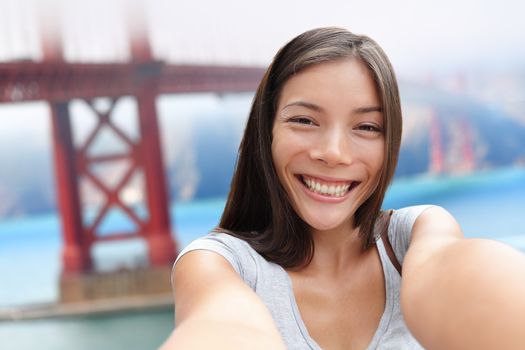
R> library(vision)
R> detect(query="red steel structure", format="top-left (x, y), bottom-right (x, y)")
top-left (460, 118), bottom-right (475, 172)
top-left (429, 112), bottom-right (444, 174)
top-left (0, 21), bottom-right (264, 274)
top-left (428, 112), bottom-right (476, 174)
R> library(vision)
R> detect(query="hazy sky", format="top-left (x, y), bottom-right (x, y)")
top-left (0, 0), bottom-right (524, 76)
top-left (150, 0), bottom-right (525, 75)
top-left (1, 0), bottom-right (524, 141)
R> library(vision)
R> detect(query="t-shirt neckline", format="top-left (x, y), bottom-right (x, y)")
top-left (277, 238), bottom-right (395, 350)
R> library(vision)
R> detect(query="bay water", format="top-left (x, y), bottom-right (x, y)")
top-left (1, 167), bottom-right (524, 349)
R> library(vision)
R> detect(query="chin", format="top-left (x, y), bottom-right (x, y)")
top-left (301, 213), bottom-right (351, 233)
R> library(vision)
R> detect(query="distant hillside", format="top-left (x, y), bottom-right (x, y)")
top-left (1, 83), bottom-right (525, 219)
top-left (396, 82), bottom-right (525, 177)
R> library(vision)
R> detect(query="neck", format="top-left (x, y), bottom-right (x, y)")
top-left (305, 219), bottom-right (366, 277)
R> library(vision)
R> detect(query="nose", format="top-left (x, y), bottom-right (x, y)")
top-left (310, 128), bottom-right (353, 167)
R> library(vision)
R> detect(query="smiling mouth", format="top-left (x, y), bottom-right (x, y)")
top-left (297, 175), bottom-right (359, 198)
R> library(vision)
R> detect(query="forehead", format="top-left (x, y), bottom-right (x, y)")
top-left (277, 58), bottom-right (380, 111)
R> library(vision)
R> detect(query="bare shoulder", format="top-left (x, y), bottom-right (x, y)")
top-left (410, 206), bottom-right (463, 246)
top-left (173, 250), bottom-right (277, 330)
top-left (173, 250), bottom-right (236, 323)
top-left (163, 250), bottom-right (286, 349)
top-left (402, 206), bottom-right (464, 277)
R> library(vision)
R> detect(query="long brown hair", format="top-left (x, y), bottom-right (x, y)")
top-left (218, 27), bottom-right (402, 268)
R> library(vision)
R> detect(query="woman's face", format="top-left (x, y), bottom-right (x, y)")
top-left (271, 58), bottom-right (385, 234)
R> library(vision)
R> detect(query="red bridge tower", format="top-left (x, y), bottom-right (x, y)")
top-left (0, 7), bottom-right (264, 303)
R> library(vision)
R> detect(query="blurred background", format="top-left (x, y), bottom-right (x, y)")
top-left (1, 0), bottom-right (524, 349)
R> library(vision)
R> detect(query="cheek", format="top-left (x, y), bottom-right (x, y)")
top-left (271, 137), bottom-right (282, 169)
top-left (271, 132), bottom-right (305, 193)
top-left (378, 141), bottom-right (386, 169)
top-left (372, 147), bottom-right (386, 188)
top-left (356, 137), bottom-right (384, 161)
top-left (375, 149), bottom-right (386, 173)
top-left (361, 140), bottom-right (386, 182)
top-left (271, 136), bottom-right (288, 182)
top-left (271, 130), bottom-right (295, 166)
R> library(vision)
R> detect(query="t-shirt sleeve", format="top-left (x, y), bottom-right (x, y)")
top-left (173, 232), bottom-right (257, 289)
top-left (388, 205), bottom-right (436, 266)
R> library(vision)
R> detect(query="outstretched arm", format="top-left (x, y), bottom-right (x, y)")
top-left (401, 207), bottom-right (525, 349)
top-left (160, 251), bottom-right (286, 350)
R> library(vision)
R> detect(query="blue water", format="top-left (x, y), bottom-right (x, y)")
top-left (0, 309), bottom-right (174, 350)
top-left (0, 167), bottom-right (524, 349)
top-left (1, 168), bottom-right (525, 307)
top-left (385, 167), bottom-right (525, 242)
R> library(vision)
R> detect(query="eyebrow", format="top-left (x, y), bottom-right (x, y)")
top-left (353, 106), bottom-right (383, 114)
top-left (282, 101), bottom-right (325, 113)
top-left (281, 101), bottom-right (382, 114)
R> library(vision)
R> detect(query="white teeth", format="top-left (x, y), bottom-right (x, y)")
top-left (302, 176), bottom-right (352, 197)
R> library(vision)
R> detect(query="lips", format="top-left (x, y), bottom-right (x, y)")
top-left (298, 174), bottom-right (359, 198)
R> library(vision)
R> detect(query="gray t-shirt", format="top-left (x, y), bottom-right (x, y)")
top-left (174, 205), bottom-right (433, 349)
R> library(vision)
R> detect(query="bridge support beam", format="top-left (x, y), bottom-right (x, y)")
top-left (50, 102), bottom-right (93, 273)
top-left (137, 84), bottom-right (177, 267)
top-left (1, 2), bottom-right (264, 306)
top-left (50, 94), bottom-right (178, 302)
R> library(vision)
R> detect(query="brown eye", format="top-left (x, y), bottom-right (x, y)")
top-left (357, 124), bottom-right (382, 133)
top-left (289, 117), bottom-right (315, 126)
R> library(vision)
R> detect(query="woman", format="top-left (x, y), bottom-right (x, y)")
top-left (162, 28), bottom-right (525, 349)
